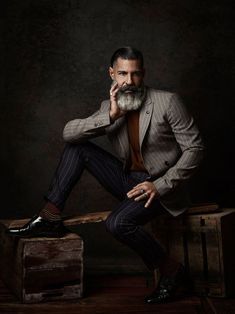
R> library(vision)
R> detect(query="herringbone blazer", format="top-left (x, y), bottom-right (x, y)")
top-left (63, 88), bottom-right (204, 216)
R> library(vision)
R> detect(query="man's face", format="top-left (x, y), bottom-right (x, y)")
top-left (109, 57), bottom-right (145, 88)
top-left (109, 58), bottom-right (146, 111)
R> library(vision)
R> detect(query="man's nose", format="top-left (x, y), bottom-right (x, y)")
top-left (126, 74), bottom-right (133, 85)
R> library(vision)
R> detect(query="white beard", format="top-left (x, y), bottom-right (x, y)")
top-left (112, 82), bottom-right (146, 111)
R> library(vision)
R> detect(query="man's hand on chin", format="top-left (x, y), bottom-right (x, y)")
top-left (109, 82), bottom-right (127, 122)
top-left (127, 181), bottom-right (160, 208)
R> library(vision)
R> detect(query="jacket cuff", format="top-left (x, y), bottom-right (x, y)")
top-left (93, 111), bottom-right (111, 128)
top-left (153, 177), bottom-right (172, 196)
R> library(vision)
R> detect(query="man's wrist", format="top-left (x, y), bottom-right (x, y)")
top-left (109, 111), bottom-right (118, 123)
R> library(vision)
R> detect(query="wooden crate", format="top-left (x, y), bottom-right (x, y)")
top-left (152, 208), bottom-right (235, 297)
top-left (0, 221), bottom-right (83, 303)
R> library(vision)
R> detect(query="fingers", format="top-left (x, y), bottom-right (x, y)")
top-left (127, 185), bottom-right (151, 201)
top-left (133, 182), bottom-right (148, 189)
top-left (110, 82), bottom-right (126, 98)
top-left (109, 82), bottom-right (128, 121)
top-left (127, 188), bottom-right (144, 199)
top-left (134, 191), bottom-right (149, 202)
top-left (127, 181), bottom-right (159, 208)
top-left (110, 82), bottom-right (119, 99)
top-left (144, 193), bottom-right (155, 208)
top-left (133, 190), bottom-right (156, 208)
top-left (127, 182), bottom-right (149, 197)
top-left (110, 82), bottom-right (118, 93)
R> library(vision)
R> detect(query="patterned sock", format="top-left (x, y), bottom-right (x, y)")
top-left (39, 202), bottom-right (62, 221)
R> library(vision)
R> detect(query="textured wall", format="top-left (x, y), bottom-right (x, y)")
top-left (1, 0), bottom-right (234, 270)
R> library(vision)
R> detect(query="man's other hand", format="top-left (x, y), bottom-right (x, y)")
top-left (127, 181), bottom-right (160, 208)
top-left (109, 82), bottom-right (127, 122)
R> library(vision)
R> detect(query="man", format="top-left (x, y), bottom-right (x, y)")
top-left (7, 47), bottom-right (204, 303)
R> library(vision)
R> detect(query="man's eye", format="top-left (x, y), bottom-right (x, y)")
top-left (118, 72), bottom-right (126, 76)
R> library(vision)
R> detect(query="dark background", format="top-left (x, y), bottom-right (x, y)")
top-left (1, 0), bottom-right (234, 272)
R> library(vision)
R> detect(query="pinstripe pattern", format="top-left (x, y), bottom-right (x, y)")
top-left (63, 88), bottom-right (204, 216)
top-left (105, 198), bottom-right (166, 270)
top-left (45, 141), bottom-right (167, 270)
top-left (46, 142), bottom-right (129, 208)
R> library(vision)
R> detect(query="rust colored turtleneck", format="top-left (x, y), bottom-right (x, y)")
top-left (127, 111), bottom-right (147, 172)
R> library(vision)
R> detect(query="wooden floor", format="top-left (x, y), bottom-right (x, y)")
top-left (0, 274), bottom-right (234, 314)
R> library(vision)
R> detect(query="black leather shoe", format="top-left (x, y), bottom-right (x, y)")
top-left (145, 265), bottom-right (192, 304)
top-left (6, 215), bottom-right (69, 238)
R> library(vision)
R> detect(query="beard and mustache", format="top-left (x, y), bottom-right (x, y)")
top-left (111, 81), bottom-right (146, 111)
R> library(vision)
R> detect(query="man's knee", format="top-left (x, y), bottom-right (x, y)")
top-left (64, 141), bottom-right (88, 151)
top-left (105, 214), bottom-right (137, 238)
top-left (63, 141), bottom-right (92, 158)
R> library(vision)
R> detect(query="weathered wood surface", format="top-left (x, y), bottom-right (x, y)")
top-left (152, 208), bottom-right (235, 297)
top-left (187, 202), bottom-right (219, 215)
top-left (0, 222), bottom-right (84, 303)
top-left (64, 211), bottom-right (111, 226)
top-left (0, 211), bottom-right (112, 229)
top-left (0, 274), bottom-right (222, 314)
top-left (0, 203), bottom-right (219, 230)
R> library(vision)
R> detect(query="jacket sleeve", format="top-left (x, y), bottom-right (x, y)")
top-left (153, 94), bottom-right (205, 196)
top-left (63, 100), bottom-right (111, 143)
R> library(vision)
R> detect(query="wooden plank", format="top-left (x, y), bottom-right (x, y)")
top-left (187, 203), bottom-right (220, 215)
top-left (22, 234), bottom-right (84, 303)
top-left (0, 211), bottom-right (111, 229)
top-left (0, 204), bottom-right (219, 229)
top-left (0, 218), bottom-right (30, 228)
top-left (63, 211), bottom-right (111, 226)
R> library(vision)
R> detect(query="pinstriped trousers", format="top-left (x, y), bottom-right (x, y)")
top-left (45, 141), bottom-right (167, 270)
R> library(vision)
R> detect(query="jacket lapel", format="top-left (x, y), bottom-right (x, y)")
top-left (139, 91), bottom-right (153, 149)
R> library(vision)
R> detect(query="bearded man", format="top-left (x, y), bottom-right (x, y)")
top-left (7, 47), bottom-right (204, 303)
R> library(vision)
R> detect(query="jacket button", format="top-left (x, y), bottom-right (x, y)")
top-left (165, 161), bottom-right (170, 166)
top-left (146, 110), bottom-right (150, 114)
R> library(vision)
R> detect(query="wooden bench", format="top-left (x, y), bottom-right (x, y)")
top-left (2, 203), bottom-right (220, 230)
top-left (1, 203), bottom-right (234, 302)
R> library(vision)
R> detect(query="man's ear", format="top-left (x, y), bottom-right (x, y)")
top-left (109, 67), bottom-right (114, 80)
